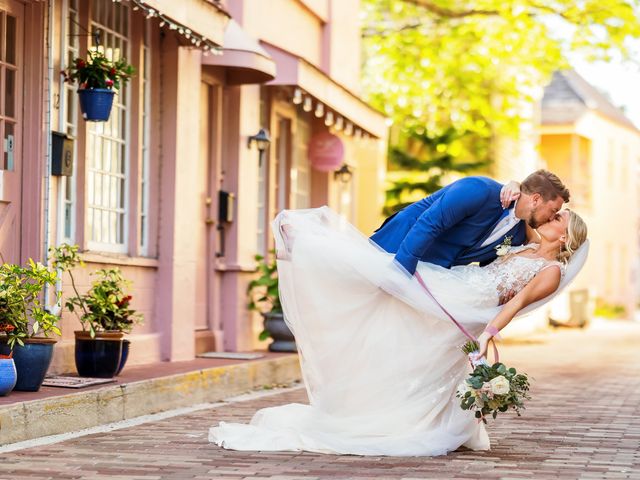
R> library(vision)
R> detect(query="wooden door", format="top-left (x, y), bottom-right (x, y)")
top-left (0, 0), bottom-right (23, 264)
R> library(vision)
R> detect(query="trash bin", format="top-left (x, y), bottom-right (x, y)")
top-left (549, 288), bottom-right (590, 328)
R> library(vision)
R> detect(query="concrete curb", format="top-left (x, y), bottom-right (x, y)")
top-left (0, 355), bottom-right (301, 445)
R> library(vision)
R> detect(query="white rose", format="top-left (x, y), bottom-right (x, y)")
top-left (489, 375), bottom-right (510, 395)
top-left (495, 245), bottom-right (510, 256)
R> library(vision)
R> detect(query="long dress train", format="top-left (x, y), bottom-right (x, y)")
top-left (209, 207), bottom-right (585, 456)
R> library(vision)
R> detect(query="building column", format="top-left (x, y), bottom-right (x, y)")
top-left (157, 42), bottom-right (202, 360)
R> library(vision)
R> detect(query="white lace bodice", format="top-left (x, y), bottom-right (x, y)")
top-left (427, 244), bottom-right (565, 309)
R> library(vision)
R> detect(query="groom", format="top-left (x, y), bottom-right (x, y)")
top-left (370, 170), bottom-right (570, 277)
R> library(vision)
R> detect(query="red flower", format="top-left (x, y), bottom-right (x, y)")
top-left (106, 79), bottom-right (114, 87)
top-left (76, 59), bottom-right (86, 68)
top-left (110, 67), bottom-right (117, 75)
top-left (0, 323), bottom-right (15, 332)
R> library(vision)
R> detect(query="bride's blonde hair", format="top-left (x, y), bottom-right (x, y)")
top-left (557, 210), bottom-right (587, 264)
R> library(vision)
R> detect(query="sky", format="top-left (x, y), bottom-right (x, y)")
top-left (572, 59), bottom-right (640, 128)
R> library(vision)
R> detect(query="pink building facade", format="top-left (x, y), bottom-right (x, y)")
top-left (7, 0), bottom-right (387, 373)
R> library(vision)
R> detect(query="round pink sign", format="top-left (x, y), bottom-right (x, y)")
top-left (308, 132), bottom-right (345, 172)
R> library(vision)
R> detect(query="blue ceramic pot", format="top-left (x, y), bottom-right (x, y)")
top-left (115, 339), bottom-right (130, 376)
top-left (77, 88), bottom-right (115, 122)
top-left (0, 339), bottom-right (56, 392)
top-left (75, 331), bottom-right (123, 378)
top-left (0, 358), bottom-right (17, 396)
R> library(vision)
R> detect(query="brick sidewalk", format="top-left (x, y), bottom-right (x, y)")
top-left (1, 320), bottom-right (639, 479)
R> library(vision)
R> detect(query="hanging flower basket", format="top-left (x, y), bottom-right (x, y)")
top-left (77, 88), bottom-right (116, 122)
top-left (61, 50), bottom-right (135, 123)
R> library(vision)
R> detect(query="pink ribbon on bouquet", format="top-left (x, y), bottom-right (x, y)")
top-left (414, 271), bottom-right (499, 365)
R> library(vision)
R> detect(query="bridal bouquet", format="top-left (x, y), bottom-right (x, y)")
top-left (456, 341), bottom-right (531, 423)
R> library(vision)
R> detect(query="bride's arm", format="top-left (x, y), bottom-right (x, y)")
top-left (476, 266), bottom-right (561, 359)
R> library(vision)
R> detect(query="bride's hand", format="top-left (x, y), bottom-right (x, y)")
top-left (500, 181), bottom-right (521, 208)
top-left (475, 332), bottom-right (491, 361)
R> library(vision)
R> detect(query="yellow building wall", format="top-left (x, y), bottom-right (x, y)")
top-left (541, 112), bottom-right (640, 317)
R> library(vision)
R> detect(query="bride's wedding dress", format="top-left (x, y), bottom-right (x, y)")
top-left (209, 207), bottom-right (586, 456)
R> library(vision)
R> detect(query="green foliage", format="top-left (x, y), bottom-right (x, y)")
top-left (0, 260), bottom-right (60, 349)
top-left (362, 0), bottom-right (640, 137)
top-left (362, 1), bottom-right (640, 212)
top-left (61, 49), bottom-right (135, 90)
top-left (457, 361), bottom-right (531, 423)
top-left (247, 252), bottom-right (282, 341)
top-left (384, 127), bottom-right (490, 214)
top-left (594, 299), bottom-right (626, 319)
top-left (65, 268), bottom-right (143, 338)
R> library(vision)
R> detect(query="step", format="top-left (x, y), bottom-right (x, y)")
top-left (0, 353), bottom-right (301, 445)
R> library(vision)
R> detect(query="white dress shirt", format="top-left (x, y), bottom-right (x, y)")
top-left (481, 204), bottom-right (521, 247)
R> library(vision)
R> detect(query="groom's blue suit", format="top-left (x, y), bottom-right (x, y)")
top-left (370, 176), bottom-right (526, 275)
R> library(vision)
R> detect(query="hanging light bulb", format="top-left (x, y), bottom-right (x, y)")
top-left (303, 96), bottom-right (313, 112)
top-left (344, 121), bottom-right (353, 135)
top-left (314, 102), bottom-right (324, 118)
top-left (292, 88), bottom-right (303, 105)
top-left (354, 128), bottom-right (362, 138)
top-left (334, 116), bottom-right (344, 131)
top-left (324, 111), bottom-right (334, 126)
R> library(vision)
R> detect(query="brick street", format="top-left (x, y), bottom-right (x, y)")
top-left (1, 320), bottom-right (639, 480)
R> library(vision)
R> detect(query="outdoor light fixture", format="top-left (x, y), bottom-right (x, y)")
top-left (293, 88), bottom-right (303, 105)
top-left (248, 128), bottom-right (271, 167)
top-left (334, 164), bottom-right (353, 184)
top-left (344, 122), bottom-right (353, 136)
top-left (303, 96), bottom-right (313, 112)
top-left (324, 111), bottom-right (334, 126)
top-left (247, 128), bottom-right (271, 151)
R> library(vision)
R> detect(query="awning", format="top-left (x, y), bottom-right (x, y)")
top-left (202, 19), bottom-right (276, 85)
top-left (140, 0), bottom-right (229, 47)
top-left (261, 43), bottom-right (387, 139)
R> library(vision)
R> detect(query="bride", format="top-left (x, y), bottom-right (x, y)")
top-left (209, 205), bottom-right (588, 456)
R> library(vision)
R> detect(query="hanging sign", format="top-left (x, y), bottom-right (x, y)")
top-left (308, 132), bottom-right (344, 172)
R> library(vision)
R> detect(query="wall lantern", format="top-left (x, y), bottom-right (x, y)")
top-left (334, 164), bottom-right (353, 184)
top-left (247, 128), bottom-right (271, 166)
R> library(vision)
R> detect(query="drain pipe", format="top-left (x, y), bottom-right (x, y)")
top-left (43, 0), bottom-right (61, 316)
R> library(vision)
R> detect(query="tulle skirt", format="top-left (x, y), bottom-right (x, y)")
top-left (209, 207), bottom-right (501, 456)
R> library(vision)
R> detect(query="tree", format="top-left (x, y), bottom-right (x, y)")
top-left (361, 0), bottom-right (640, 210)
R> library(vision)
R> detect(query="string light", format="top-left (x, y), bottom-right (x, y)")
top-left (292, 88), bottom-right (303, 105)
top-left (314, 102), bottom-right (324, 118)
top-left (106, 0), bottom-right (223, 55)
top-left (324, 111), bottom-right (334, 126)
top-left (303, 96), bottom-right (313, 112)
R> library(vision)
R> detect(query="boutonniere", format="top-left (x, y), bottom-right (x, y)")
top-left (495, 235), bottom-right (513, 256)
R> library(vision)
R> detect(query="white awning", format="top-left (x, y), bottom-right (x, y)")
top-left (202, 19), bottom-right (276, 85)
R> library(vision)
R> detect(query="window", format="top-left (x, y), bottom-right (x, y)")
top-left (59, 0), bottom-right (80, 242)
top-left (290, 116), bottom-right (311, 209)
top-left (0, 10), bottom-right (18, 171)
top-left (139, 22), bottom-right (151, 255)
top-left (86, 0), bottom-right (130, 252)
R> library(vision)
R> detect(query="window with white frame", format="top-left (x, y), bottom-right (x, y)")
top-left (86, 0), bottom-right (130, 252)
top-left (139, 22), bottom-right (151, 255)
top-left (290, 116), bottom-right (311, 209)
top-left (59, 0), bottom-right (80, 242)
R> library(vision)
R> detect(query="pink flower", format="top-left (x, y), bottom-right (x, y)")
top-left (106, 79), bottom-right (114, 87)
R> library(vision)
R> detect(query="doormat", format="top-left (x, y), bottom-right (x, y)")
top-left (41, 376), bottom-right (117, 389)
top-left (197, 352), bottom-right (265, 360)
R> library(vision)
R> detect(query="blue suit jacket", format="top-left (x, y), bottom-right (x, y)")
top-left (370, 176), bottom-right (526, 275)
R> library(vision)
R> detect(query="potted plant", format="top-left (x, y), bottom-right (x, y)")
top-left (61, 49), bottom-right (135, 122)
top-left (65, 267), bottom-right (142, 378)
top-left (247, 252), bottom-right (296, 352)
top-left (0, 259), bottom-right (62, 391)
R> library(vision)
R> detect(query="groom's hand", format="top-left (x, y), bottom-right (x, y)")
top-left (498, 289), bottom-right (516, 305)
top-left (500, 181), bottom-right (521, 208)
